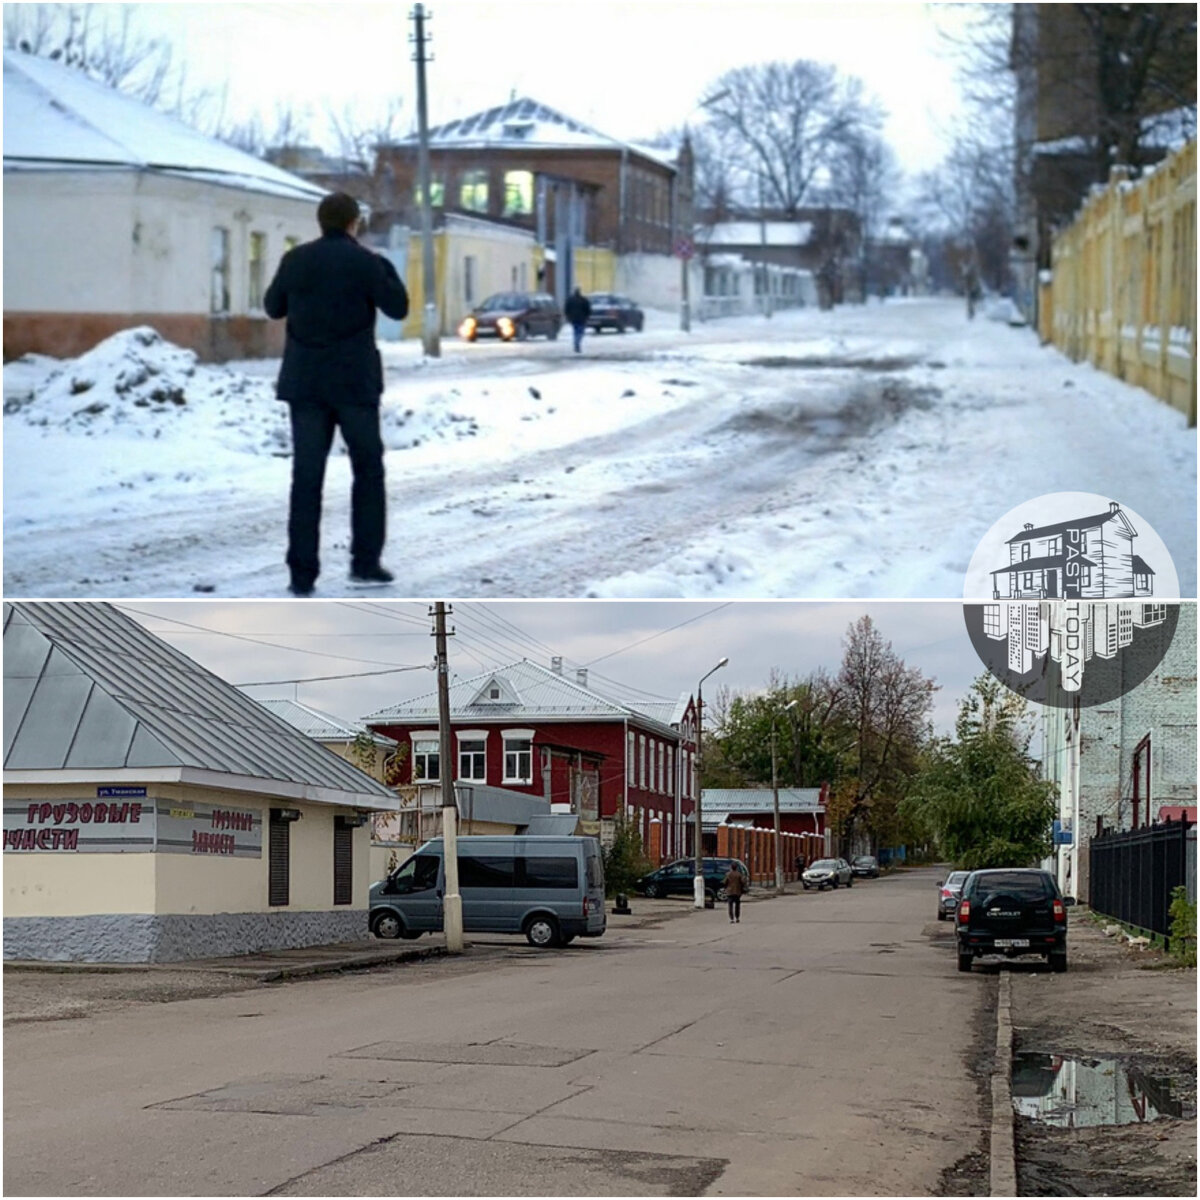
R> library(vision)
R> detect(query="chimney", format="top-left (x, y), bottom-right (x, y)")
top-left (576, 668), bottom-right (589, 688)
top-left (1109, 501), bottom-right (1120, 513)
top-left (1024, 523), bottom-right (1034, 531)
top-left (551, 656), bottom-right (562, 674)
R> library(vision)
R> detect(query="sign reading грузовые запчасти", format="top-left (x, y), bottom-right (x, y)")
top-left (962, 493), bottom-right (1180, 708)
top-left (3, 797), bottom-right (262, 856)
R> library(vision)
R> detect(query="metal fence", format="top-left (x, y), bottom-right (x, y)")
top-left (1089, 818), bottom-right (1193, 942)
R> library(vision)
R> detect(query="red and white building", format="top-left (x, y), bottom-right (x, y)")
top-left (364, 659), bottom-right (697, 859)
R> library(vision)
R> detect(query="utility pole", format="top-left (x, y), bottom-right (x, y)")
top-left (693, 657), bottom-right (728, 908)
top-left (771, 699), bottom-right (797, 895)
top-left (410, 4), bottom-right (440, 357)
top-left (433, 601), bottom-right (462, 951)
top-left (759, 172), bottom-right (773, 318)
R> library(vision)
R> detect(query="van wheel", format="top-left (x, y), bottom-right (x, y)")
top-left (957, 952), bottom-right (973, 972)
top-left (524, 915), bottom-right (561, 948)
top-left (644, 883), bottom-right (661, 898)
top-left (371, 911), bottom-right (403, 940)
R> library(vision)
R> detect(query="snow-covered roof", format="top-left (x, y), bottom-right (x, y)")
top-left (3, 602), bottom-right (396, 809)
top-left (257, 698), bottom-right (397, 745)
top-left (701, 221), bottom-right (814, 247)
top-left (364, 659), bottom-right (679, 736)
top-left (3, 50), bottom-right (326, 203)
top-left (398, 96), bottom-right (677, 170)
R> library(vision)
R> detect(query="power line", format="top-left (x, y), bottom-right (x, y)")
top-left (583, 603), bottom-right (734, 666)
top-left (236, 663), bottom-right (434, 687)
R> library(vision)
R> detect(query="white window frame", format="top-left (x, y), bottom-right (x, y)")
top-left (639, 736), bottom-right (646, 789)
top-left (502, 728), bottom-right (535, 784)
top-left (456, 729), bottom-right (487, 781)
top-left (412, 734), bottom-right (440, 783)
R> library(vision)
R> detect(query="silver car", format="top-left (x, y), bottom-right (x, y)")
top-left (936, 870), bottom-right (970, 920)
top-left (802, 857), bottom-right (853, 890)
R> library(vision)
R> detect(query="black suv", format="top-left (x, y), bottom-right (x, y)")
top-left (637, 857), bottom-right (749, 901)
top-left (955, 868), bottom-right (1073, 973)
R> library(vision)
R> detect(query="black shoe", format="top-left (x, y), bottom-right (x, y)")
top-left (348, 563), bottom-right (395, 587)
top-left (288, 575), bottom-right (316, 597)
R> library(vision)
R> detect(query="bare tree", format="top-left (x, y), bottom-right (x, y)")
top-left (698, 60), bottom-right (884, 217)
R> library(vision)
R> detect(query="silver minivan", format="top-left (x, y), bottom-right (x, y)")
top-left (369, 835), bottom-right (606, 948)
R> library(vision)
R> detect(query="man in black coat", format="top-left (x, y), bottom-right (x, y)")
top-left (563, 287), bottom-right (591, 353)
top-left (264, 192), bottom-right (409, 596)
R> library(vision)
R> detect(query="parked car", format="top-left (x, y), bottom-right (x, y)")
top-left (369, 836), bottom-right (605, 948)
top-left (955, 868), bottom-right (1073, 973)
top-left (636, 856), bottom-right (749, 901)
top-left (458, 292), bottom-right (562, 342)
top-left (802, 857), bottom-right (853, 890)
top-left (586, 292), bottom-right (644, 333)
top-left (935, 870), bottom-right (971, 920)
top-left (850, 855), bottom-right (880, 878)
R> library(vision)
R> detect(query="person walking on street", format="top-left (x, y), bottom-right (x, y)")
top-left (564, 287), bottom-right (591, 353)
top-left (723, 864), bottom-right (747, 923)
top-left (264, 192), bottom-right (409, 597)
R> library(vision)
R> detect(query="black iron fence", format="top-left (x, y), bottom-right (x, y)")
top-left (1089, 818), bottom-right (1195, 943)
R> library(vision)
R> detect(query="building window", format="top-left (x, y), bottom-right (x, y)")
top-left (460, 170), bottom-right (489, 213)
top-left (458, 736), bottom-right (486, 780)
top-left (1022, 572), bottom-right (1034, 589)
top-left (667, 746), bottom-right (674, 794)
top-left (248, 231), bottom-right (267, 310)
top-left (1080, 566), bottom-right (1092, 587)
top-left (1048, 537), bottom-right (1060, 556)
top-left (464, 254), bottom-right (477, 305)
top-left (1020, 542), bottom-right (1030, 561)
top-left (504, 736), bottom-right (532, 783)
top-left (639, 736), bottom-right (646, 788)
top-left (268, 809), bottom-right (291, 907)
top-left (1135, 572), bottom-right (1149, 590)
top-left (627, 731), bottom-right (635, 777)
top-left (210, 227), bottom-right (231, 314)
top-left (983, 604), bottom-right (1002, 637)
top-left (503, 170), bottom-right (533, 215)
top-left (284, 236), bottom-right (300, 253)
top-left (333, 816), bottom-right (353, 905)
top-left (414, 176), bottom-right (445, 207)
top-left (414, 737), bottom-right (440, 782)
top-left (657, 743), bottom-right (664, 793)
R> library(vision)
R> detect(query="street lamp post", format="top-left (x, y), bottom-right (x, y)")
top-left (771, 699), bottom-right (798, 894)
top-left (678, 89), bottom-right (730, 333)
top-left (694, 656), bottom-right (729, 908)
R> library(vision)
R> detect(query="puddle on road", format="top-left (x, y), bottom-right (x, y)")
top-left (1012, 1053), bottom-right (1195, 1127)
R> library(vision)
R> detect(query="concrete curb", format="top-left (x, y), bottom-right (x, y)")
top-left (990, 972), bottom-right (1017, 1197)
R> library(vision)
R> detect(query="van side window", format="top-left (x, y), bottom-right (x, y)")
top-left (391, 854), bottom-right (440, 893)
top-left (520, 856), bottom-right (578, 889)
top-left (459, 854), bottom-right (516, 888)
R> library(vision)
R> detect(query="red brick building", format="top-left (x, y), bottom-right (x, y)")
top-left (364, 659), bottom-right (698, 859)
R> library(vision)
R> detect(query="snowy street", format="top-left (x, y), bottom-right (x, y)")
top-left (4, 298), bottom-right (1194, 599)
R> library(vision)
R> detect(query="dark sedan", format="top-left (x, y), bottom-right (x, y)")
top-left (459, 292), bottom-right (562, 342)
top-left (936, 870), bottom-right (970, 920)
top-left (637, 857), bottom-right (749, 901)
top-left (850, 855), bottom-right (880, 878)
top-left (586, 292), bottom-right (644, 333)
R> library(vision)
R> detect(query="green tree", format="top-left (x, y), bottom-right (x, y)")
top-left (600, 812), bottom-right (651, 899)
top-left (904, 676), bottom-right (1056, 869)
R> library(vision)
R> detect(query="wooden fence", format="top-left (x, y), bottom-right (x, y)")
top-left (1039, 139), bottom-right (1196, 426)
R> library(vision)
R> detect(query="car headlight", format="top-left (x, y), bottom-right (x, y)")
top-left (458, 317), bottom-right (476, 338)
top-left (497, 317), bottom-right (514, 337)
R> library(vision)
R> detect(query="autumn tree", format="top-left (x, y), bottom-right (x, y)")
top-left (904, 675), bottom-right (1056, 869)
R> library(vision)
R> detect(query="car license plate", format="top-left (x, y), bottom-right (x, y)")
top-left (993, 938), bottom-right (1029, 948)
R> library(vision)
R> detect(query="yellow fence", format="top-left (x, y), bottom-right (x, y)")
top-left (1040, 140), bottom-right (1196, 425)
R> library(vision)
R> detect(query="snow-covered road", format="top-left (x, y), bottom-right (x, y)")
top-left (4, 298), bottom-right (1194, 598)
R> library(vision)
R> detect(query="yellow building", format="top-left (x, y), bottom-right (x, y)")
top-left (3, 602), bottom-right (398, 963)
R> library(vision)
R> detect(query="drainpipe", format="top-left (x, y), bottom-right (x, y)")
top-left (541, 746), bottom-right (552, 804)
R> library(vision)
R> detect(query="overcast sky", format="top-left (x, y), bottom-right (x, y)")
top-left (122, 599), bottom-right (987, 738)
top-left (126, 0), bottom-right (971, 175)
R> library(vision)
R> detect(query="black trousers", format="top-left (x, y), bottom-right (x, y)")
top-left (287, 397), bottom-right (385, 581)
top-left (727, 894), bottom-right (742, 920)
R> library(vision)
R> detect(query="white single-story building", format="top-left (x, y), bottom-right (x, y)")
top-left (3, 49), bottom-right (328, 363)
top-left (3, 602), bottom-right (398, 962)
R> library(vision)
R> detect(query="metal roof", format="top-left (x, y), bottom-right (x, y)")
top-left (3, 50), bottom-right (325, 203)
top-left (257, 698), bottom-right (396, 745)
top-left (4, 602), bottom-right (395, 809)
top-left (364, 659), bottom-right (680, 737)
top-left (702, 789), bottom-right (824, 813)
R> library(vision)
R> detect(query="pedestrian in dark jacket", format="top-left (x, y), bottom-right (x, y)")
top-left (723, 865), bottom-right (747, 923)
top-left (563, 287), bottom-right (591, 353)
top-left (264, 192), bottom-right (409, 596)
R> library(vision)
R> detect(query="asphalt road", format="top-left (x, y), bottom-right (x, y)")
top-left (3, 867), bottom-right (987, 1196)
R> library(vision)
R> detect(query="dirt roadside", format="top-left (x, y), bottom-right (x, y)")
top-left (1010, 912), bottom-right (1196, 1197)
